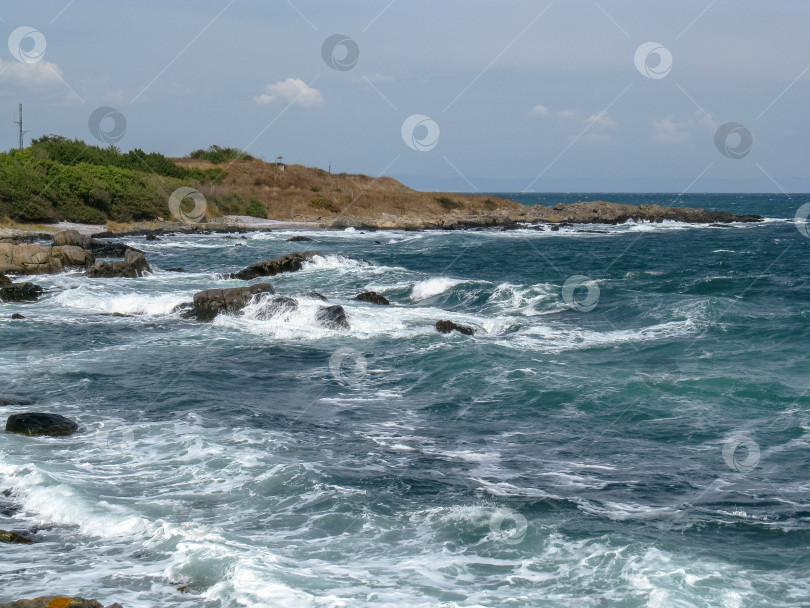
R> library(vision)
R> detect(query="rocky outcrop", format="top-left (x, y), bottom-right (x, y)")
top-left (0, 282), bottom-right (43, 302)
top-left (0, 529), bottom-right (33, 544)
top-left (192, 283), bottom-right (275, 322)
top-left (0, 273), bottom-right (11, 286)
top-left (0, 598), bottom-right (123, 608)
top-left (286, 235), bottom-right (314, 242)
top-left (316, 305), bottom-right (349, 329)
top-left (0, 243), bottom-right (94, 275)
top-left (52, 229), bottom-right (89, 249)
top-left (436, 320), bottom-right (474, 336)
top-left (5, 413), bottom-right (79, 437)
top-left (86, 250), bottom-right (150, 278)
top-left (233, 251), bottom-right (321, 280)
top-left (255, 295), bottom-right (298, 319)
top-left (356, 291), bottom-right (389, 305)
top-left (525, 201), bottom-right (762, 225)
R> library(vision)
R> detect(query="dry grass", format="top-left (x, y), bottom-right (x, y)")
top-left (171, 158), bottom-right (522, 222)
top-left (0, 217), bottom-right (60, 232)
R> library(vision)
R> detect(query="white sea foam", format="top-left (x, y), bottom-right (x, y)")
top-left (409, 277), bottom-right (465, 300)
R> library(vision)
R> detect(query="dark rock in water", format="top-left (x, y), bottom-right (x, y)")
top-left (5, 412), bottom-right (79, 437)
top-left (356, 291), bottom-right (390, 305)
top-left (145, 234), bottom-right (161, 241)
top-left (87, 239), bottom-right (139, 257)
top-left (0, 529), bottom-right (33, 544)
top-left (0, 282), bottom-right (43, 302)
top-left (0, 273), bottom-right (11, 286)
top-left (374, 240), bottom-right (382, 245)
top-left (0, 598), bottom-right (123, 608)
top-left (233, 251), bottom-right (321, 280)
top-left (308, 291), bottom-right (329, 302)
top-left (192, 283), bottom-right (275, 322)
top-left (316, 305), bottom-right (349, 329)
top-left (98, 312), bottom-right (135, 318)
top-left (286, 235), bottom-right (315, 242)
top-left (255, 295), bottom-right (298, 319)
top-left (436, 320), bottom-right (474, 336)
top-left (0, 396), bottom-right (33, 406)
top-left (165, 267), bottom-right (185, 272)
top-left (86, 250), bottom-right (151, 278)
top-left (10, 313), bottom-right (26, 319)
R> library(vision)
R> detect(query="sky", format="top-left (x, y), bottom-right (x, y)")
top-left (0, 0), bottom-right (808, 192)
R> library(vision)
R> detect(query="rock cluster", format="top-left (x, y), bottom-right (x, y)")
top-left (86, 250), bottom-right (151, 278)
top-left (191, 283), bottom-right (275, 322)
top-left (232, 251), bottom-right (321, 280)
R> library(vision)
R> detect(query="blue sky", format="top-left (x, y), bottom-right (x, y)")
top-left (1, 0), bottom-right (808, 192)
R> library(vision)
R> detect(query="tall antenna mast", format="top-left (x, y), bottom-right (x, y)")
top-left (14, 104), bottom-right (27, 149)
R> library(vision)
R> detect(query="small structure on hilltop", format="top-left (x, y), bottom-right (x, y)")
top-left (275, 155), bottom-right (286, 171)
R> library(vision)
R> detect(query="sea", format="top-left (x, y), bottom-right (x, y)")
top-left (2, 193), bottom-right (809, 607)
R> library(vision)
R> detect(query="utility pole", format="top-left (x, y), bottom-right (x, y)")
top-left (14, 104), bottom-right (27, 150)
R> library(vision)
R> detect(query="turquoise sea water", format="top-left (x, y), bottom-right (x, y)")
top-left (2, 193), bottom-right (809, 607)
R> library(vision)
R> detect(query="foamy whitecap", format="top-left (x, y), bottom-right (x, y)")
top-left (409, 277), bottom-right (464, 301)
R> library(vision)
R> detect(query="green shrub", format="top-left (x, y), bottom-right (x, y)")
top-left (189, 145), bottom-right (253, 164)
top-left (483, 198), bottom-right (497, 211)
top-left (245, 197), bottom-right (267, 218)
top-left (310, 186), bottom-right (320, 192)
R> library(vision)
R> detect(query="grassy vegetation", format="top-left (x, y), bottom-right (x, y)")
top-left (189, 145), bottom-right (253, 164)
top-left (245, 197), bottom-right (267, 219)
top-left (309, 196), bottom-right (340, 213)
top-left (0, 137), bottom-right (224, 223)
top-left (435, 196), bottom-right (465, 211)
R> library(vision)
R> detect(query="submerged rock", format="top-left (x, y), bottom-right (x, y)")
top-left (316, 305), bottom-right (350, 329)
top-left (86, 250), bottom-right (151, 278)
top-left (233, 251), bottom-right (321, 280)
top-left (0, 529), bottom-right (33, 544)
top-left (286, 235), bottom-right (315, 242)
top-left (436, 320), bottom-right (474, 336)
top-left (356, 291), bottom-right (389, 305)
top-left (255, 295), bottom-right (298, 319)
top-left (307, 291), bottom-right (329, 302)
top-left (0, 282), bottom-right (43, 302)
top-left (0, 397), bottom-right (33, 406)
top-left (0, 273), bottom-right (10, 286)
top-left (10, 313), bottom-right (26, 319)
top-left (192, 283), bottom-right (275, 322)
top-left (5, 412), bottom-right (79, 437)
top-left (0, 598), bottom-right (123, 608)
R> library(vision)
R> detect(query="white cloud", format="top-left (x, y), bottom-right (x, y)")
top-left (587, 112), bottom-right (617, 129)
top-left (255, 78), bottom-right (323, 107)
top-left (0, 58), bottom-right (64, 88)
top-left (529, 104), bottom-right (550, 117)
top-left (652, 111), bottom-right (716, 144)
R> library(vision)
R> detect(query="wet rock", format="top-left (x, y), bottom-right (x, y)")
top-left (316, 305), bottom-right (349, 329)
top-left (356, 291), bottom-right (389, 305)
top-left (86, 250), bottom-right (151, 278)
top-left (0, 598), bottom-right (123, 608)
top-left (171, 302), bottom-right (195, 319)
top-left (308, 291), bottom-right (329, 302)
top-left (436, 320), bottom-right (474, 336)
top-left (0, 397), bottom-right (33, 406)
top-left (5, 412), bottom-right (79, 437)
top-left (0, 282), bottom-right (43, 302)
top-left (0, 273), bottom-right (11, 286)
top-left (145, 234), bottom-right (161, 241)
top-left (165, 267), bottom-right (185, 272)
top-left (87, 239), bottom-right (138, 257)
top-left (255, 295), bottom-right (298, 319)
top-left (286, 235), bottom-right (314, 242)
top-left (0, 529), bottom-right (33, 544)
top-left (233, 251), bottom-right (321, 280)
top-left (10, 313), bottom-right (26, 319)
top-left (192, 283), bottom-right (275, 322)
